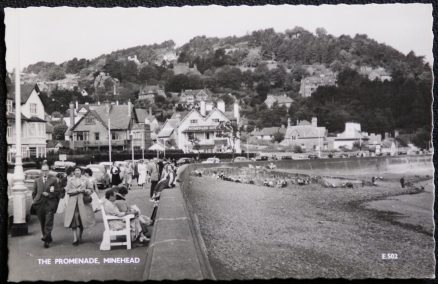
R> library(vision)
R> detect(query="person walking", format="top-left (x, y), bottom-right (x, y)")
top-left (147, 158), bottom-right (160, 201)
top-left (137, 160), bottom-right (147, 188)
top-left (83, 168), bottom-right (101, 212)
top-left (32, 164), bottom-right (61, 248)
top-left (124, 161), bottom-right (134, 190)
top-left (64, 167), bottom-right (96, 246)
top-left (110, 162), bottom-right (122, 186)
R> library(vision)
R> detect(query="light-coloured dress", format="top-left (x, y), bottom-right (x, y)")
top-left (64, 176), bottom-right (96, 228)
top-left (102, 198), bottom-right (142, 241)
top-left (137, 163), bottom-right (147, 185)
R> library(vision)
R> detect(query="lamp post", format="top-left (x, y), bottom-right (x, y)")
top-left (11, 9), bottom-right (28, 236)
top-left (141, 129), bottom-right (145, 160)
top-left (130, 130), bottom-right (135, 164)
top-left (107, 103), bottom-right (112, 163)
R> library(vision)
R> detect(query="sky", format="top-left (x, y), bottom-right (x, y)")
top-left (4, 4), bottom-right (434, 71)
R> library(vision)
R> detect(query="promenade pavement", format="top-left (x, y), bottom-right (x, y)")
top-left (8, 183), bottom-right (155, 282)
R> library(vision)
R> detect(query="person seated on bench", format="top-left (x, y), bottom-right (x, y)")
top-left (102, 189), bottom-right (149, 244)
top-left (115, 186), bottom-right (152, 237)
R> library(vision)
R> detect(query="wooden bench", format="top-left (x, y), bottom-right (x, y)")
top-left (99, 200), bottom-right (135, 250)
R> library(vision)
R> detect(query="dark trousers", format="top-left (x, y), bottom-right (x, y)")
top-left (35, 203), bottom-right (55, 242)
top-left (150, 180), bottom-right (158, 198)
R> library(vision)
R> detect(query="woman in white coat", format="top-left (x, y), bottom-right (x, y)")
top-left (137, 160), bottom-right (147, 188)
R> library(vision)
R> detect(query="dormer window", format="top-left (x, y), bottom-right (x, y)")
top-left (212, 119), bottom-right (220, 123)
top-left (30, 103), bottom-right (37, 115)
top-left (190, 119), bottom-right (198, 124)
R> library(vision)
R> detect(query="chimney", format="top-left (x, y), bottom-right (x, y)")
top-left (128, 100), bottom-right (132, 118)
top-left (312, 117), bottom-right (317, 127)
top-left (233, 101), bottom-right (240, 124)
top-left (149, 107), bottom-right (152, 116)
top-left (69, 103), bottom-right (75, 129)
top-left (287, 117), bottom-right (291, 126)
top-left (217, 100), bottom-right (225, 113)
top-left (200, 100), bottom-right (206, 116)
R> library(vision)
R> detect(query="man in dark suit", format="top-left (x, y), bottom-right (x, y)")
top-left (32, 164), bottom-right (61, 248)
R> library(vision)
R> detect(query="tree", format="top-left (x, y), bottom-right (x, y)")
top-left (216, 120), bottom-right (240, 160)
top-left (53, 123), bottom-right (68, 140)
top-left (272, 131), bottom-right (285, 143)
top-left (412, 128), bottom-right (430, 149)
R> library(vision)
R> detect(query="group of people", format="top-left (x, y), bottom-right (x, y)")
top-left (31, 158), bottom-right (178, 249)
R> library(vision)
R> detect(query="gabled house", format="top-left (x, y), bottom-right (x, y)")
top-left (251, 126), bottom-right (287, 141)
top-left (281, 117), bottom-right (327, 151)
top-left (7, 84), bottom-right (47, 162)
top-left (299, 73), bottom-right (337, 97)
top-left (264, 94), bottom-right (294, 109)
top-left (138, 85), bottom-right (166, 103)
top-left (179, 89), bottom-right (213, 109)
top-left (68, 101), bottom-right (151, 151)
top-left (157, 99), bottom-right (241, 153)
top-left (135, 107), bottom-right (160, 133)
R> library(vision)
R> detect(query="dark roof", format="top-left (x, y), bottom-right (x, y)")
top-left (72, 104), bottom-right (135, 131)
top-left (7, 112), bottom-right (45, 122)
top-left (252, 127), bottom-right (286, 137)
top-left (46, 122), bottom-right (54, 133)
top-left (8, 84), bottom-right (40, 104)
top-left (135, 108), bottom-right (156, 123)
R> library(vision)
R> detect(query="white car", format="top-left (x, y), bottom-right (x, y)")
top-left (202, 157), bottom-right (221, 164)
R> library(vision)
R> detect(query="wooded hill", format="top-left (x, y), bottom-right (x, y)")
top-left (17, 27), bottom-right (432, 143)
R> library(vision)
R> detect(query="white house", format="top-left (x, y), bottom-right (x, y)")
top-left (157, 100), bottom-right (242, 153)
top-left (7, 84), bottom-right (47, 162)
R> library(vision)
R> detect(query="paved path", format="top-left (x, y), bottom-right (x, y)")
top-left (8, 184), bottom-right (155, 281)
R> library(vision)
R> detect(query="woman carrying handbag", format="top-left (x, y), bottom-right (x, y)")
top-left (64, 167), bottom-right (96, 246)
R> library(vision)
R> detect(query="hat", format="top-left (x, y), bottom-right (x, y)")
top-left (41, 164), bottom-right (49, 171)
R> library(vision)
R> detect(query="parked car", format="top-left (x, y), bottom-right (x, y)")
top-left (202, 157), bottom-right (221, 164)
top-left (86, 164), bottom-right (110, 189)
top-left (254, 156), bottom-right (269, 161)
top-left (99, 162), bottom-right (113, 175)
top-left (52, 160), bottom-right (76, 170)
top-left (233, 156), bottom-right (248, 162)
top-left (176, 157), bottom-right (195, 166)
top-left (281, 156), bottom-right (293, 160)
top-left (7, 169), bottom-right (58, 220)
top-left (308, 154), bottom-right (319, 159)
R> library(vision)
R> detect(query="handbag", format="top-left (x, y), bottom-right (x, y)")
top-left (83, 193), bottom-right (92, 204)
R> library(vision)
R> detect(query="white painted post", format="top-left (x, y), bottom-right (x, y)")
top-left (11, 9), bottom-right (28, 236)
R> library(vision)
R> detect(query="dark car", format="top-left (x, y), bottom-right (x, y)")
top-left (255, 156), bottom-right (269, 161)
top-left (281, 156), bottom-right (293, 160)
top-left (177, 157), bottom-right (195, 166)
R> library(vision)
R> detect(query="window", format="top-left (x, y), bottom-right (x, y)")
top-left (95, 133), bottom-right (100, 141)
top-left (111, 131), bottom-right (121, 140)
top-left (7, 100), bottom-right (13, 113)
top-left (212, 119), bottom-right (220, 123)
top-left (76, 131), bottom-right (89, 141)
top-left (7, 126), bottom-right (12, 137)
top-left (85, 117), bottom-right (95, 125)
top-left (29, 147), bottom-right (37, 158)
top-left (30, 103), bottom-right (37, 115)
top-left (28, 123), bottom-right (36, 137)
top-left (190, 119), bottom-right (198, 124)
top-left (206, 133), bottom-right (210, 139)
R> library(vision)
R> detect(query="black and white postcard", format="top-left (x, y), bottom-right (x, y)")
top-left (4, 3), bottom-right (435, 281)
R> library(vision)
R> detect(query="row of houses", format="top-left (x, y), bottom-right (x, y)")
top-left (251, 117), bottom-right (383, 152)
